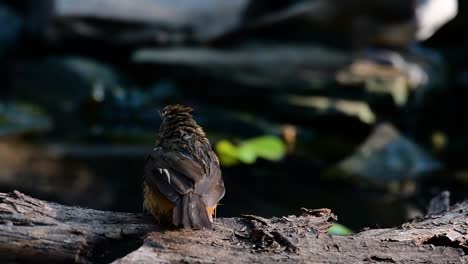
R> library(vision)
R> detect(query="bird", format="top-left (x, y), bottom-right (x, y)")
top-left (143, 104), bottom-right (225, 229)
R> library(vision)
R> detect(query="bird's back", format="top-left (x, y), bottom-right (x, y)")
top-left (143, 105), bottom-right (225, 229)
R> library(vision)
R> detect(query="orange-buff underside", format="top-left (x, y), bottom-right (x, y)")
top-left (143, 184), bottom-right (216, 223)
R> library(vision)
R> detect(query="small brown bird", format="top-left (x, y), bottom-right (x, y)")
top-left (143, 105), bottom-right (225, 229)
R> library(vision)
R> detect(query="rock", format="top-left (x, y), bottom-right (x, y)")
top-left (133, 44), bottom-right (444, 112)
top-left (9, 56), bottom-right (127, 107)
top-left (250, 0), bottom-right (457, 47)
top-left (337, 48), bottom-right (446, 107)
top-left (0, 102), bottom-right (51, 136)
top-left (276, 95), bottom-right (376, 124)
top-left (8, 56), bottom-right (132, 135)
top-left (333, 123), bottom-right (442, 182)
top-left (336, 58), bottom-right (410, 107)
top-left (0, 5), bottom-right (22, 55)
top-left (133, 44), bottom-right (349, 92)
top-left (413, 0), bottom-right (458, 41)
top-left (351, 0), bottom-right (458, 46)
top-left (51, 0), bottom-right (249, 44)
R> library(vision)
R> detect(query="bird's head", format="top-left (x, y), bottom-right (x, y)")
top-left (160, 104), bottom-right (194, 121)
top-left (156, 104), bottom-right (208, 146)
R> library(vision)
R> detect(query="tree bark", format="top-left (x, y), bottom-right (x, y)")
top-left (0, 191), bottom-right (466, 264)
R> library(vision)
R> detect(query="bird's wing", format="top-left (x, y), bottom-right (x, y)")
top-left (196, 151), bottom-right (226, 207)
top-left (160, 150), bottom-right (206, 182)
top-left (144, 147), bottom-right (205, 203)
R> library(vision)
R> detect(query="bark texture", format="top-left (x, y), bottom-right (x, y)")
top-left (0, 191), bottom-right (466, 264)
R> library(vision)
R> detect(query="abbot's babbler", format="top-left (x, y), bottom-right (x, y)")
top-left (143, 105), bottom-right (225, 229)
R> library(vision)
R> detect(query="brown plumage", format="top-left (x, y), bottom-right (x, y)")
top-left (143, 105), bottom-right (225, 229)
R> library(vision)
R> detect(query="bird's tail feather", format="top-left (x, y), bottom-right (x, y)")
top-left (173, 193), bottom-right (212, 229)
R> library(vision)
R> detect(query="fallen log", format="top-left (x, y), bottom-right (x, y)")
top-left (0, 190), bottom-right (158, 263)
top-left (0, 190), bottom-right (466, 263)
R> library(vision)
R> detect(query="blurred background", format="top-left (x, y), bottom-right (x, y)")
top-left (0, 0), bottom-right (467, 232)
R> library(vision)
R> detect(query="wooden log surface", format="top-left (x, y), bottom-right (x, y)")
top-left (0, 190), bottom-right (466, 263)
top-left (0, 190), bottom-right (159, 263)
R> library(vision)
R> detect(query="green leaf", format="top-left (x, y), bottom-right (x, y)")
top-left (215, 140), bottom-right (239, 166)
top-left (240, 136), bottom-right (285, 161)
top-left (328, 223), bottom-right (353, 236)
top-left (237, 145), bottom-right (257, 164)
top-left (215, 135), bottom-right (286, 166)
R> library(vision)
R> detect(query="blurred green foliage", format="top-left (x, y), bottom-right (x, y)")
top-left (215, 136), bottom-right (286, 166)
